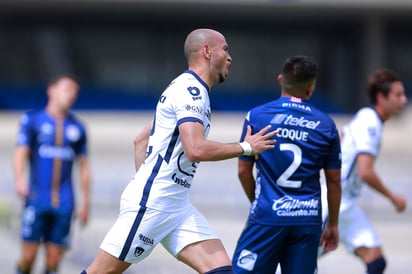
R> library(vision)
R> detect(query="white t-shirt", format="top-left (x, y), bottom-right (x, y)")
top-left (121, 70), bottom-right (211, 212)
top-left (340, 107), bottom-right (382, 210)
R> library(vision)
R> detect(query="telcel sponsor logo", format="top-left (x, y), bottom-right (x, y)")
top-left (271, 114), bottom-right (320, 129)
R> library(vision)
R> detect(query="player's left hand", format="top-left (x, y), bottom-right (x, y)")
top-left (319, 224), bottom-right (339, 255)
top-left (391, 194), bottom-right (407, 212)
top-left (77, 204), bottom-right (89, 226)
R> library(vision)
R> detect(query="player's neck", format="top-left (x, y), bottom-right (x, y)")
top-left (188, 66), bottom-right (213, 89)
top-left (46, 105), bottom-right (68, 120)
top-left (373, 105), bottom-right (390, 122)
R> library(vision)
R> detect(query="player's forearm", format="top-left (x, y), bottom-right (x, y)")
top-left (326, 181), bottom-right (341, 226)
top-left (185, 140), bottom-right (243, 162)
top-left (79, 157), bottom-right (91, 207)
top-left (363, 172), bottom-right (393, 199)
top-left (13, 147), bottom-right (28, 181)
top-left (239, 176), bottom-right (255, 203)
top-left (134, 121), bottom-right (151, 171)
top-left (238, 160), bottom-right (255, 203)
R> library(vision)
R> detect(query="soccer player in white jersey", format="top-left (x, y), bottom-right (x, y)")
top-left (82, 28), bottom-right (277, 274)
top-left (323, 69), bottom-right (407, 274)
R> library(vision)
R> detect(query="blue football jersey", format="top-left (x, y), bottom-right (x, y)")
top-left (240, 96), bottom-right (341, 226)
top-left (16, 109), bottom-right (87, 210)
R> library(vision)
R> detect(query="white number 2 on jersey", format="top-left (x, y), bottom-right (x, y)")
top-left (276, 143), bottom-right (302, 188)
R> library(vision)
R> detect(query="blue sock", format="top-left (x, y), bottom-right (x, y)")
top-left (366, 257), bottom-right (386, 274)
top-left (16, 265), bottom-right (30, 274)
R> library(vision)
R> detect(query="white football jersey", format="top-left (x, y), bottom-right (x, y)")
top-left (121, 70), bottom-right (211, 212)
top-left (340, 107), bottom-right (382, 209)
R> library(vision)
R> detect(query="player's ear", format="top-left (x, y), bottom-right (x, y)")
top-left (376, 91), bottom-right (386, 104)
top-left (277, 74), bottom-right (282, 85)
top-left (202, 44), bottom-right (212, 59)
top-left (306, 81), bottom-right (316, 98)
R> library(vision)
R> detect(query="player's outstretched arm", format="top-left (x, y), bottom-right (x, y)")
top-left (179, 122), bottom-right (277, 162)
top-left (357, 153), bottom-right (407, 212)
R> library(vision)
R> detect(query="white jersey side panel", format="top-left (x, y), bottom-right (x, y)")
top-left (121, 71), bottom-right (211, 212)
top-left (340, 107), bottom-right (382, 209)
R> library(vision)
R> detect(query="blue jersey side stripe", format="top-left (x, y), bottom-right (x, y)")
top-left (140, 155), bottom-right (164, 207)
top-left (120, 154), bottom-right (164, 259)
top-left (164, 127), bottom-right (179, 164)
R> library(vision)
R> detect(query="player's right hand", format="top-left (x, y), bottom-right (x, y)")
top-left (16, 179), bottom-right (28, 198)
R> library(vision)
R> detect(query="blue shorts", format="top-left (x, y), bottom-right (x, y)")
top-left (232, 222), bottom-right (321, 274)
top-left (21, 205), bottom-right (73, 247)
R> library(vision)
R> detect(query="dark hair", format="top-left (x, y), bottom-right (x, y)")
top-left (367, 69), bottom-right (399, 105)
top-left (282, 55), bottom-right (318, 93)
top-left (47, 74), bottom-right (79, 87)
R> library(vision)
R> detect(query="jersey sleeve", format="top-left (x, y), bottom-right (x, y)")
top-left (324, 123), bottom-right (342, 169)
top-left (77, 125), bottom-right (88, 156)
top-left (239, 110), bottom-right (255, 162)
top-left (351, 111), bottom-right (381, 157)
top-left (174, 85), bottom-right (206, 127)
top-left (16, 112), bottom-right (34, 147)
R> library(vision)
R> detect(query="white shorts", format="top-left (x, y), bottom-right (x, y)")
top-left (100, 198), bottom-right (219, 264)
top-left (338, 202), bottom-right (381, 253)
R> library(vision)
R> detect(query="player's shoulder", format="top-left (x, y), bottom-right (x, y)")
top-left (67, 112), bottom-right (86, 128)
top-left (168, 71), bottom-right (208, 91)
top-left (352, 107), bottom-right (380, 124)
top-left (19, 109), bottom-right (44, 125)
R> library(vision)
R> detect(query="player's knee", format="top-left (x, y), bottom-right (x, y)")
top-left (204, 265), bottom-right (234, 274)
top-left (366, 257), bottom-right (386, 274)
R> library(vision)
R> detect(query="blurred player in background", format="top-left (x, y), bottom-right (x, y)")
top-left (14, 75), bottom-right (90, 274)
top-left (321, 69), bottom-right (407, 274)
top-left (82, 28), bottom-right (277, 274)
top-left (232, 55), bottom-right (342, 274)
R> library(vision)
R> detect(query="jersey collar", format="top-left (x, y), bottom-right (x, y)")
top-left (185, 70), bottom-right (210, 93)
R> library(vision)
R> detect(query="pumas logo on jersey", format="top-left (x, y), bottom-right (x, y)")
top-left (134, 246), bottom-right (145, 257)
top-left (270, 114), bottom-right (320, 129)
top-left (237, 249), bottom-right (257, 271)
